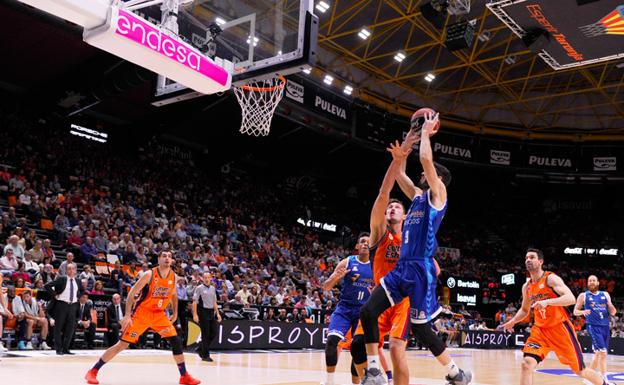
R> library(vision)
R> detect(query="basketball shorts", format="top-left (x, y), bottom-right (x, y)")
top-left (587, 324), bottom-right (610, 352)
top-left (121, 309), bottom-right (177, 344)
top-left (522, 320), bottom-right (585, 372)
top-left (328, 304), bottom-right (361, 341)
top-left (355, 297), bottom-right (411, 347)
top-left (380, 260), bottom-right (441, 324)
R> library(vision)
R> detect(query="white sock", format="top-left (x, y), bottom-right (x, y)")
top-left (445, 360), bottom-right (459, 378)
top-left (325, 372), bottom-right (334, 384)
top-left (367, 355), bottom-right (380, 371)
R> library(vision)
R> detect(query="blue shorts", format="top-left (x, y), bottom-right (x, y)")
top-left (380, 259), bottom-right (441, 324)
top-left (587, 324), bottom-right (610, 352)
top-left (328, 304), bottom-right (360, 340)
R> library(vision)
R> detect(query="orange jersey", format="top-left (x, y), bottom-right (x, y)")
top-left (370, 229), bottom-right (401, 285)
top-left (134, 267), bottom-right (176, 312)
top-left (526, 271), bottom-right (569, 328)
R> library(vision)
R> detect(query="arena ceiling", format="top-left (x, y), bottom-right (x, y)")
top-left (312, 0), bottom-right (624, 141)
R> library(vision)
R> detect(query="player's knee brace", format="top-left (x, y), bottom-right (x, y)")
top-left (412, 323), bottom-right (446, 357)
top-left (350, 360), bottom-right (358, 377)
top-left (325, 335), bottom-right (341, 367)
top-left (167, 336), bottom-right (184, 355)
top-left (350, 334), bottom-right (367, 364)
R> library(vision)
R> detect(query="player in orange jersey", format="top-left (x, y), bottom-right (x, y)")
top-left (85, 252), bottom-right (200, 385)
top-left (503, 249), bottom-right (614, 385)
top-left (350, 162), bottom-right (411, 385)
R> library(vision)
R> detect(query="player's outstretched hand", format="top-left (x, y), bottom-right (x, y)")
top-left (422, 112), bottom-right (439, 137)
top-left (387, 140), bottom-right (411, 161)
top-left (501, 320), bottom-right (515, 333)
top-left (581, 309), bottom-right (591, 316)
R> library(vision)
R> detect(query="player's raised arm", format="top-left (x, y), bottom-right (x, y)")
top-left (322, 258), bottom-right (350, 292)
top-left (389, 131), bottom-right (421, 200)
top-left (419, 112), bottom-right (447, 208)
top-left (573, 292), bottom-right (591, 316)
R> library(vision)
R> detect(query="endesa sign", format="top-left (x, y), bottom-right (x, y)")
top-left (84, 6), bottom-right (231, 94)
top-left (444, 276), bottom-right (481, 307)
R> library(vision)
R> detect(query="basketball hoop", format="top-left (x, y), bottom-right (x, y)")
top-left (233, 75), bottom-right (286, 136)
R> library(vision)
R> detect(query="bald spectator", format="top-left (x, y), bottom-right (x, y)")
top-left (58, 252), bottom-right (75, 277)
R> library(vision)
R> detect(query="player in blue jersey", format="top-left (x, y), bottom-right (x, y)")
top-left (360, 111), bottom-right (471, 385)
top-left (322, 233), bottom-right (375, 385)
top-left (574, 275), bottom-right (617, 383)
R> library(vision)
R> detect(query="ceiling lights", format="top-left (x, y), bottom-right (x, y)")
top-left (394, 52), bottom-right (406, 62)
top-left (316, 1), bottom-right (330, 13)
top-left (358, 28), bottom-right (371, 40)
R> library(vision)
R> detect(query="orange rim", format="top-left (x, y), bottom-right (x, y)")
top-left (239, 75), bottom-right (286, 92)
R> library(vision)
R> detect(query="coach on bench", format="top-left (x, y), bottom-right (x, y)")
top-left (45, 262), bottom-right (82, 355)
top-left (106, 293), bottom-right (125, 346)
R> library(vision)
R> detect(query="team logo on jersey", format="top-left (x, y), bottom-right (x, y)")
top-left (130, 332), bottom-right (138, 338)
top-left (389, 234), bottom-right (394, 241)
top-left (168, 280), bottom-right (173, 284)
top-left (352, 265), bottom-right (358, 272)
top-left (385, 245), bottom-right (400, 261)
top-left (419, 311), bottom-right (426, 319)
top-left (601, 296), bottom-right (605, 300)
top-left (527, 342), bottom-right (541, 349)
top-left (539, 284), bottom-right (544, 289)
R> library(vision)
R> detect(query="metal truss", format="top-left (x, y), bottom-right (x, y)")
top-left (316, 0), bottom-right (624, 141)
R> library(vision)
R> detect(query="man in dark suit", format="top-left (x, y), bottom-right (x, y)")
top-left (44, 262), bottom-right (82, 355)
top-left (76, 293), bottom-right (95, 349)
top-left (105, 293), bottom-right (124, 346)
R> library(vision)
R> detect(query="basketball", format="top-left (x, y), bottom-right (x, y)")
top-left (411, 107), bottom-right (441, 136)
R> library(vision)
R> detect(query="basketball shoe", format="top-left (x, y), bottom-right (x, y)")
top-left (360, 368), bottom-right (387, 385)
top-left (445, 369), bottom-right (472, 385)
top-left (179, 373), bottom-right (201, 385)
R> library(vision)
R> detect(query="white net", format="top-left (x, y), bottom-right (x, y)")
top-left (233, 76), bottom-right (286, 136)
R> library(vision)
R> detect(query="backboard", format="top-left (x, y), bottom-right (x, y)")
top-left (121, 0), bottom-right (317, 102)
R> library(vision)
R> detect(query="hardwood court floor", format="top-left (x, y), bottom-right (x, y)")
top-left (1, 348), bottom-right (623, 385)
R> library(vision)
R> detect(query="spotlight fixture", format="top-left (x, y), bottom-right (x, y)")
top-left (358, 28), bottom-right (371, 40)
top-left (323, 74), bottom-right (334, 85)
top-left (316, 1), bottom-right (330, 13)
top-left (420, 0), bottom-right (449, 29)
top-left (303, 68), bottom-right (312, 74)
top-left (394, 52), bottom-right (406, 62)
top-left (246, 36), bottom-right (259, 46)
top-left (445, 19), bottom-right (475, 51)
top-left (424, 73), bottom-right (436, 82)
top-left (215, 17), bottom-right (226, 26)
top-left (343, 85), bottom-right (353, 95)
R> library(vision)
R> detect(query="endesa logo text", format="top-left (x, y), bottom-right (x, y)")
top-left (115, 10), bottom-right (229, 86)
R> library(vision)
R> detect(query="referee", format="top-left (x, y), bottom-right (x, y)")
top-left (192, 272), bottom-right (221, 362)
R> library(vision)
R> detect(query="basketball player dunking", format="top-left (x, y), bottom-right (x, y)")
top-left (322, 234), bottom-right (375, 385)
top-left (359, 112), bottom-right (471, 385)
top-left (85, 252), bottom-right (200, 385)
top-left (503, 249), bottom-right (614, 385)
top-left (574, 275), bottom-right (617, 383)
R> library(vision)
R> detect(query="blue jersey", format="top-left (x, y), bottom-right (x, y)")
top-left (338, 255), bottom-right (373, 307)
top-left (400, 190), bottom-right (447, 263)
top-left (585, 291), bottom-right (610, 326)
